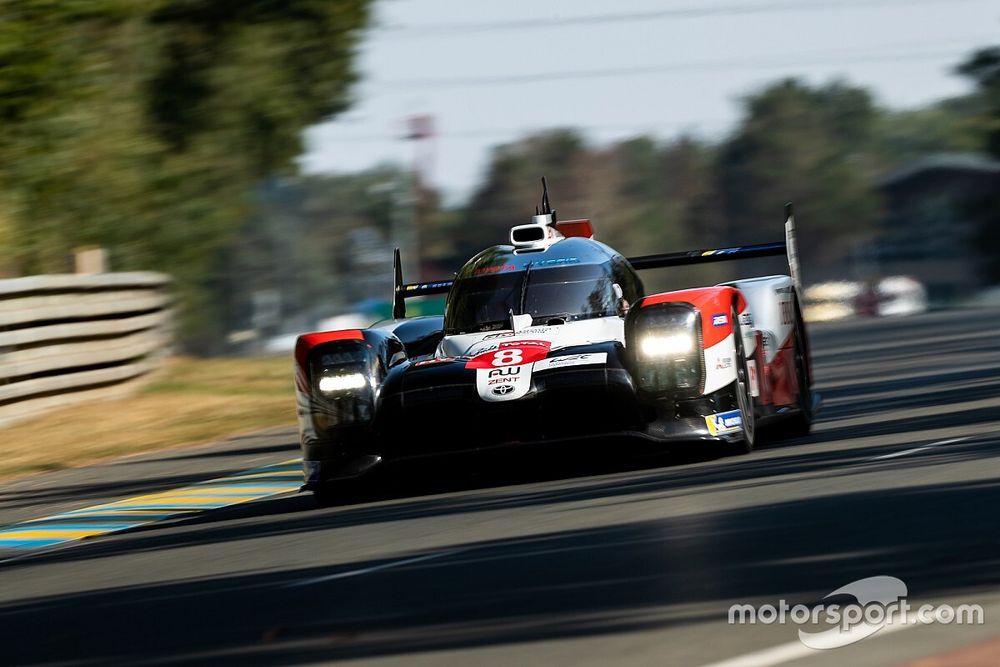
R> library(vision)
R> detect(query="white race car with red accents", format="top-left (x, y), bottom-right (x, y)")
top-left (294, 180), bottom-right (815, 503)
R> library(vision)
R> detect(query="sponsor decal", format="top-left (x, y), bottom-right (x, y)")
top-left (501, 339), bottom-right (549, 349)
top-left (712, 313), bottom-right (728, 327)
top-left (483, 332), bottom-right (516, 340)
top-left (705, 409), bottom-right (743, 436)
top-left (488, 366), bottom-right (521, 377)
top-left (715, 356), bottom-right (733, 370)
top-left (747, 359), bottom-right (760, 397)
top-left (533, 256), bottom-right (580, 267)
top-left (473, 264), bottom-right (516, 275)
top-left (466, 339), bottom-right (551, 369)
top-left (413, 357), bottom-right (458, 367)
top-left (405, 281), bottom-right (452, 291)
top-left (780, 300), bottom-right (794, 325)
top-left (487, 366), bottom-right (522, 385)
top-left (467, 342), bottom-right (500, 356)
top-left (475, 363), bottom-right (534, 402)
top-left (533, 352), bottom-right (608, 372)
top-left (739, 312), bottom-right (754, 328)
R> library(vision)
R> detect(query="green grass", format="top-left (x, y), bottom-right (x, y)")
top-left (0, 356), bottom-right (297, 480)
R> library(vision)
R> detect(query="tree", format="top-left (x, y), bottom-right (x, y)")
top-left (452, 129), bottom-right (590, 263)
top-left (0, 0), bottom-right (372, 349)
top-left (957, 47), bottom-right (1000, 158)
top-left (717, 79), bottom-right (882, 278)
top-left (876, 97), bottom-right (990, 164)
top-left (446, 129), bottom-right (723, 293)
top-left (957, 46), bottom-right (1000, 282)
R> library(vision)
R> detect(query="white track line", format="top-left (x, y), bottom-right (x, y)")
top-left (285, 548), bottom-right (463, 588)
top-left (868, 437), bottom-right (969, 461)
top-left (700, 615), bottom-right (923, 667)
top-left (0, 549), bottom-right (466, 615)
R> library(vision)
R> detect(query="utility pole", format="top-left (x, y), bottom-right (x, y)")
top-left (405, 114), bottom-right (434, 283)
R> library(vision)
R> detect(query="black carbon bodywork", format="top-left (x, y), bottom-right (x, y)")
top-left (377, 341), bottom-right (642, 457)
top-left (296, 201), bottom-right (813, 490)
top-left (297, 327), bottom-right (745, 487)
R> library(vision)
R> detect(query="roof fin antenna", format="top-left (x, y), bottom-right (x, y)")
top-left (392, 247), bottom-right (406, 319)
top-left (539, 177), bottom-right (556, 223)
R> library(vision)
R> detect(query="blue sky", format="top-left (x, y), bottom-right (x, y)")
top-left (300, 0), bottom-right (1000, 202)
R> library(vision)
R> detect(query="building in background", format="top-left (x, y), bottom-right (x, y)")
top-left (865, 153), bottom-right (1000, 304)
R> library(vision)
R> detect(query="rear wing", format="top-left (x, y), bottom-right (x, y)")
top-left (391, 204), bottom-right (802, 319)
top-left (392, 248), bottom-right (453, 319)
top-left (627, 203), bottom-right (802, 292)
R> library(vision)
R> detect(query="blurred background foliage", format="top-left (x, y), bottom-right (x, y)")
top-left (0, 0), bottom-right (997, 352)
top-left (437, 72), bottom-right (995, 296)
top-left (956, 47), bottom-right (1000, 283)
top-left (0, 0), bottom-right (371, 350)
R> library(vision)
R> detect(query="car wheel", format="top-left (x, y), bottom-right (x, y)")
top-left (730, 303), bottom-right (757, 453)
top-left (779, 298), bottom-right (813, 438)
top-left (313, 478), bottom-right (363, 507)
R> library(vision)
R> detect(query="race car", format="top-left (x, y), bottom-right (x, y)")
top-left (295, 180), bottom-right (815, 503)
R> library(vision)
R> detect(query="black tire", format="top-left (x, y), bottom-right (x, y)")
top-left (730, 303), bottom-right (757, 453)
top-left (313, 478), bottom-right (363, 508)
top-left (779, 300), bottom-right (813, 439)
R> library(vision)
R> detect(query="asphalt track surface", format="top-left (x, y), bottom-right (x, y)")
top-left (1, 310), bottom-right (1000, 666)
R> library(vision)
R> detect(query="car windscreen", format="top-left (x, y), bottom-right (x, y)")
top-left (445, 262), bottom-right (616, 335)
top-left (523, 263), bottom-right (617, 324)
top-left (444, 271), bottom-right (523, 335)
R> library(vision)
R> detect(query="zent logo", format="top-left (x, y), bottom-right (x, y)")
top-left (712, 313), bottom-right (728, 327)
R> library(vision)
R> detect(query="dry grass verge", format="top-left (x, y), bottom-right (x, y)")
top-left (0, 356), bottom-right (296, 480)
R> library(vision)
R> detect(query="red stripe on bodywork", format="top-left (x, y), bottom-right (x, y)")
top-left (641, 287), bottom-right (743, 349)
top-left (555, 219), bottom-right (594, 239)
top-left (465, 340), bottom-right (551, 369)
top-left (294, 329), bottom-right (365, 369)
top-left (764, 328), bottom-right (798, 407)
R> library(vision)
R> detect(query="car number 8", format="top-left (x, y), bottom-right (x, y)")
top-left (492, 349), bottom-right (523, 366)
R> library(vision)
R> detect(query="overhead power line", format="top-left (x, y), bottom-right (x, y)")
top-left (314, 120), bottom-right (730, 144)
top-left (375, 48), bottom-right (970, 90)
top-left (378, 0), bottom-right (988, 36)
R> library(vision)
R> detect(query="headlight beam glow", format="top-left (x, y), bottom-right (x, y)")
top-left (318, 372), bottom-right (368, 393)
top-left (639, 333), bottom-right (695, 358)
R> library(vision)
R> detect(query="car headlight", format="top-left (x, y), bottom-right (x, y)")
top-left (318, 372), bottom-right (368, 394)
top-left (309, 343), bottom-right (376, 427)
top-left (629, 304), bottom-right (704, 396)
top-left (639, 332), bottom-right (695, 357)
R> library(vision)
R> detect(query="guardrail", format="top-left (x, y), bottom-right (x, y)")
top-left (0, 272), bottom-right (172, 428)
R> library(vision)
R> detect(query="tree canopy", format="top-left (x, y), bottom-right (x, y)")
top-left (0, 0), bottom-right (371, 347)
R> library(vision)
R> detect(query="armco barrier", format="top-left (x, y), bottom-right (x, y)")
top-left (0, 272), bottom-right (172, 427)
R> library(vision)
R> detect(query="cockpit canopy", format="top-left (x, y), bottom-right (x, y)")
top-left (444, 238), bottom-right (643, 335)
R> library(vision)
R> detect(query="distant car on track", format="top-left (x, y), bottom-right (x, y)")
top-left (294, 181), bottom-right (815, 503)
top-left (875, 276), bottom-right (928, 317)
top-left (803, 281), bottom-right (863, 322)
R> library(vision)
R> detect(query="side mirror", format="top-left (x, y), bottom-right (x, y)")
top-left (613, 283), bottom-right (630, 317)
